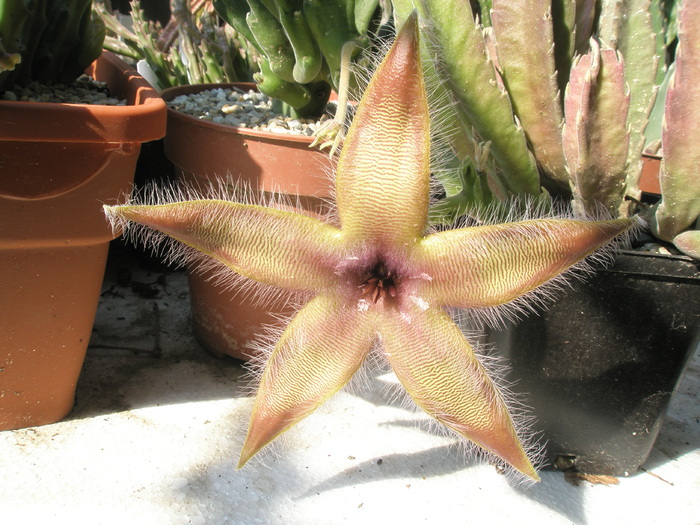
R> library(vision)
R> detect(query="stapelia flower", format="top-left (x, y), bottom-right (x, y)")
top-left (104, 14), bottom-right (635, 481)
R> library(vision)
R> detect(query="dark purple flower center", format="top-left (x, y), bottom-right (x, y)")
top-left (358, 261), bottom-right (398, 304)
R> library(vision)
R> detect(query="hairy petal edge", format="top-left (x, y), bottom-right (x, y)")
top-left (238, 293), bottom-right (378, 467)
top-left (413, 218), bottom-right (635, 308)
top-left (379, 302), bottom-right (538, 480)
top-left (105, 200), bottom-right (343, 293)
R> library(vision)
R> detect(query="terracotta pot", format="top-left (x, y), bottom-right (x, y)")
top-left (161, 83), bottom-right (335, 361)
top-left (0, 52), bottom-right (167, 430)
top-left (639, 153), bottom-right (662, 195)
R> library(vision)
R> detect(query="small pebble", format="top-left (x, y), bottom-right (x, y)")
top-left (167, 87), bottom-right (338, 135)
top-left (1, 75), bottom-right (126, 105)
top-left (221, 104), bottom-right (240, 114)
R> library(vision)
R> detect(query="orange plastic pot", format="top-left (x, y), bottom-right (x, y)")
top-left (0, 52), bottom-right (166, 430)
top-left (161, 83), bottom-right (335, 361)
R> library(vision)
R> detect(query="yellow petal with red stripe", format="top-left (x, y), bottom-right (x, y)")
top-left (238, 293), bottom-right (378, 467)
top-left (379, 301), bottom-right (538, 480)
top-left (415, 218), bottom-right (635, 308)
top-left (335, 13), bottom-right (430, 249)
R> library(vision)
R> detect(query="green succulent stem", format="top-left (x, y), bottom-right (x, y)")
top-left (0, 0), bottom-right (104, 91)
top-left (97, 0), bottom-right (258, 90)
top-left (491, 0), bottom-right (569, 194)
top-left (412, 0), bottom-right (542, 197)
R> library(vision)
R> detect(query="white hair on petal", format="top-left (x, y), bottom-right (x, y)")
top-left (432, 196), bottom-right (646, 331)
top-left (364, 324), bottom-right (545, 483)
top-left (104, 174), bottom-right (342, 312)
top-left (342, 340), bottom-right (390, 399)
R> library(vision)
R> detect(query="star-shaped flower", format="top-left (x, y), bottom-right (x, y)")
top-left (105, 14), bottom-right (635, 481)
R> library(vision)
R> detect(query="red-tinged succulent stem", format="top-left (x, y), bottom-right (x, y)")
top-left (574, 0), bottom-right (597, 54)
top-left (671, 231), bottom-right (700, 260)
top-left (653, 1), bottom-right (700, 250)
top-left (491, 0), bottom-right (569, 194)
top-left (564, 41), bottom-right (631, 218)
top-left (598, 0), bottom-right (661, 201)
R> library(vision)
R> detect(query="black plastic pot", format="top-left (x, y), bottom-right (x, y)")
top-left (487, 250), bottom-right (700, 476)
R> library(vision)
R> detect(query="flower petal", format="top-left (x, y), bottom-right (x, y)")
top-left (414, 218), bottom-right (635, 308)
top-left (379, 303), bottom-right (538, 480)
top-left (238, 293), bottom-right (377, 467)
top-left (335, 12), bottom-right (430, 249)
top-left (105, 200), bottom-right (342, 292)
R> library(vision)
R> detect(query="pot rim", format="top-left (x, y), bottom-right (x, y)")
top-left (0, 52), bottom-right (167, 143)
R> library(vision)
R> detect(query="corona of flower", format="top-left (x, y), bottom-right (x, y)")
top-left (105, 14), bottom-right (636, 481)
